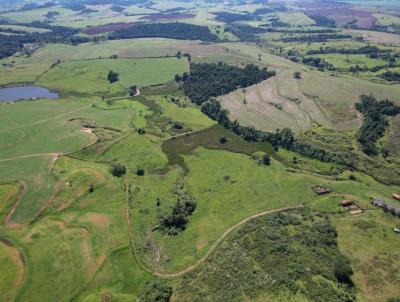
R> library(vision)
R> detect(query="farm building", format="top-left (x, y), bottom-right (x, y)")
top-left (393, 193), bottom-right (400, 201)
top-left (312, 185), bottom-right (331, 195)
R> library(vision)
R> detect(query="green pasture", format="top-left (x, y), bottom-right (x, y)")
top-left (8, 155), bottom-right (150, 301)
top-left (273, 12), bottom-right (316, 26)
top-left (52, 15), bottom-right (144, 28)
top-left (374, 13), bottom-right (400, 26)
top-left (0, 24), bottom-right (50, 33)
top-left (299, 70), bottom-right (400, 124)
top-left (131, 145), bottom-right (399, 273)
top-left (0, 156), bottom-right (57, 224)
top-left (150, 95), bottom-right (215, 132)
top-left (0, 100), bottom-right (94, 159)
top-left (0, 61), bottom-right (51, 86)
top-left (123, 5), bottom-right (159, 14)
top-left (0, 6), bottom-right (74, 23)
top-left (38, 57), bottom-right (188, 95)
top-left (0, 183), bottom-right (19, 220)
top-left (334, 210), bottom-right (400, 302)
top-left (0, 240), bottom-right (21, 302)
top-left (310, 53), bottom-right (391, 69)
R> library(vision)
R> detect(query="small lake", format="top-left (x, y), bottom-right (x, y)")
top-left (0, 86), bottom-right (59, 102)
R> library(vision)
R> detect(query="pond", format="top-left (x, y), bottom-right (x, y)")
top-left (0, 86), bottom-right (59, 102)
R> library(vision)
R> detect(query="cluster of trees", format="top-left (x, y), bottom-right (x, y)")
top-left (224, 24), bottom-right (265, 42)
top-left (110, 162), bottom-right (126, 177)
top-left (214, 11), bottom-right (254, 23)
top-left (280, 33), bottom-right (352, 43)
top-left (159, 192), bottom-right (196, 235)
top-left (379, 71), bottom-right (400, 82)
top-left (183, 62), bottom-right (274, 105)
top-left (140, 280), bottom-right (172, 302)
top-left (108, 22), bottom-right (219, 42)
top-left (107, 70), bottom-right (119, 83)
top-left (302, 57), bottom-right (333, 69)
top-left (356, 94), bottom-right (400, 155)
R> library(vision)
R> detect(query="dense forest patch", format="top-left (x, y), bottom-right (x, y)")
top-left (183, 62), bottom-right (274, 105)
top-left (108, 22), bottom-right (218, 42)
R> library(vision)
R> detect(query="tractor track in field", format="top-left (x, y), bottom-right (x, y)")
top-left (4, 181), bottom-right (27, 229)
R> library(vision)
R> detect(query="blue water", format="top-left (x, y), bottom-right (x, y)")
top-left (0, 86), bottom-right (59, 102)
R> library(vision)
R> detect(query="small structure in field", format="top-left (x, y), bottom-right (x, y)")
top-left (312, 185), bottom-right (331, 195)
top-left (340, 200), bottom-right (353, 207)
top-left (394, 227), bottom-right (400, 233)
top-left (393, 193), bottom-right (400, 201)
top-left (340, 200), bottom-right (362, 215)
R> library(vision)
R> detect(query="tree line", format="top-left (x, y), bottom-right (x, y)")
top-left (279, 33), bottom-right (352, 43)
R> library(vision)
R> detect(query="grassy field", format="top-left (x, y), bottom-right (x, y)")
top-left (274, 12), bottom-right (316, 26)
top-left (0, 24), bottom-right (50, 33)
top-left (38, 57), bottom-right (189, 95)
top-left (2, 3), bottom-right (400, 300)
top-left (299, 70), bottom-right (400, 125)
top-left (130, 145), bottom-right (400, 273)
top-left (334, 211), bottom-right (400, 302)
top-left (0, 6), bottom-right (74, 23)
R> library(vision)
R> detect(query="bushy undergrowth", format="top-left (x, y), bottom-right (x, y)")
top-left (175, 209), bottom-right (355, 302)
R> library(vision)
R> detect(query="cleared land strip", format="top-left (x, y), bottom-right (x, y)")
top-left (136, 205), bottom-right (305, 278)
top-left (0, 153), bottom-right (62, 163)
